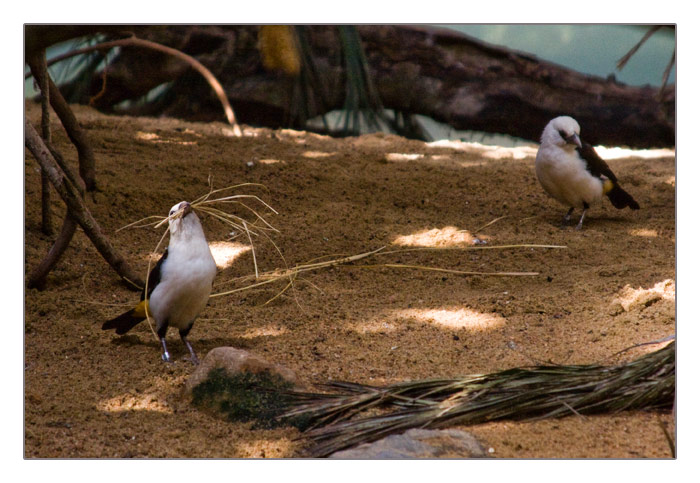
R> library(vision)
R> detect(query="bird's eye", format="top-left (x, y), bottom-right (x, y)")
top-left (169, 210), bottom-right (175, 216)
top-left (558, 129), bottom-right (568, 139)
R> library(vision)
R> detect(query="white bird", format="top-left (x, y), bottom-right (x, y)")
top-left (535, 116), bottom-right (639, 229)
top-left (103, 201), bottom-right (217, 364)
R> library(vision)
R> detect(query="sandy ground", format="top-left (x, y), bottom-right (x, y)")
top-left (24, 102), bottom-right (675, 458)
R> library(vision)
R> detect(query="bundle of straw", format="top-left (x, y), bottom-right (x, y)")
top-left (118, 183), bottom-right (563, 306)
top-left (283, 341), bottom-right (675, 457)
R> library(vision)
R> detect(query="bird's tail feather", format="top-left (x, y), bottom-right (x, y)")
top-left (607, 184), bottom-right (640, 210)
top-left (102, 300), bottom-right (148, 335)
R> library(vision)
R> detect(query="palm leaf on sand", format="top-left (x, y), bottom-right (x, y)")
top-left (284, 341), bottom-right (675, 457)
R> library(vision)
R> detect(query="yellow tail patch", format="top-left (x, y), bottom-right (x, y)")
top-left (603, 179), bottom-right (614, 194)
top-left (132, 299), bottom-right (150, 318)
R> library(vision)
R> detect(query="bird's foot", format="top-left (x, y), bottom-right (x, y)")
top-left (560, 208), bottom-right (574, 228)
top-left (181, 335), bottom-right (199, 365)
top-left (575, 209), bottom-right (587, 231)
top-left (160, 337), bottom-right (173, 363)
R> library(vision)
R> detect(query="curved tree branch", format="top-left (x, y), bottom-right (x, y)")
top-left (27, 50), bottom-right (88, 288)
top-left (27, 215), bottom-right (78, 290)
top-left (42, 35), bottom-right (242, 136)
top-left (27, 50), bottom-right (54, 235)
top-left (25, 119), bottom-right (144, 290)
top-left (27, 53), bottom-right (98, 192)
top-left (26, 142), bottom-right (82, 289)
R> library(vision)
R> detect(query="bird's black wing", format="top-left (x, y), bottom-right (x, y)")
top-left (103, 249), bottom-right (169, 335)
top-left (142, 247), bottom-right (168, 301)
top-left (576, 142), bottom-right (618, 182)
top-left (578, 142), bottom-right (639, 210)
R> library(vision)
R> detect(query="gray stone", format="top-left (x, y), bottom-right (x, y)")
top-left (184, 347), bottom-right (297, 394)
top-left (329, 428), bottom-right (489, 459)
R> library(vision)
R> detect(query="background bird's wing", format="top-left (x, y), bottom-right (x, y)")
top-left (142, 248), bottom-right (168, 300)
top-left (577, 142), bottom-right (618, 182)
top-left (577, 142), bottom-right (639, 210)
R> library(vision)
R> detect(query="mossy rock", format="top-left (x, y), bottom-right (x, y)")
top-left (191, 367), bottom-right (311, 430)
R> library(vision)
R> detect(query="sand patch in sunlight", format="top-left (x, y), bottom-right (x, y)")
top-left (97, 392), bottom-right (172, 414)
top-left (303, 151), bottom-right (336, 159)
top-left (396, 307), bottom-right (506, 330)
top-left (135, 131), bottom-right (197, 145)
top-left (393, 226), bottom-right (476, 247)
top-left (629, 228), bottom-right (659, 238)
top-left (612, 279), bottom-right (675, 313)
top-left (240, 326), bottom-right (288, 339)
top-left (593, 146), bottom-right (675, 160)
top-left (209, 241), bottom-right (252, 269)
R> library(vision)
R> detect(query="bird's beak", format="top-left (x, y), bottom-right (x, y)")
top-left (566, 133), bottom-right (582, 149)
top-left (180, 202), bottom-right (192, 217)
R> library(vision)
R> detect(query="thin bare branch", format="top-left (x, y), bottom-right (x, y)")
top-left (25, 119), bottom-right (144, 289)
top-left (616, 26), bottom-right (663, 71)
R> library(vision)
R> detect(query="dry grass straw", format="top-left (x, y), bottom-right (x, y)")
top-left (210, 246), bottom-right (387, 300)
top-left (472, 214), bottom-right (508, 233)
top-left (209, 242), bottom-right (566, 302)
top-left (283, 340), bottom-right (675, 457)
top-left (117, 182), bottom-right (566, 329)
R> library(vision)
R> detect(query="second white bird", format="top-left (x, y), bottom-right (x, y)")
top-left (535, 116), bottom-right (639, 230)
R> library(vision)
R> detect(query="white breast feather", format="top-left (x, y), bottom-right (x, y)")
top-left (148, 211), bottom-right (217, 330)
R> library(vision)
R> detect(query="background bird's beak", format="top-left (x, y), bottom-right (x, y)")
top-left (566, 133), bottom-right (582, 148)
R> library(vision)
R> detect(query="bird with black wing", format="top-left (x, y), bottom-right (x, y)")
top-left (535, 116), bottom-right (639, 230)
top-left (102, 201), bottom-right (217, 364)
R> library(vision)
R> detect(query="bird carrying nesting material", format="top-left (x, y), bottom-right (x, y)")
top-left (102, 201), bottom-right (217, 365)
top-left (535, 116), bottom-right (639, 230)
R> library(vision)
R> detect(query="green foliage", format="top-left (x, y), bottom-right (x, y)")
top-left (191, 368), bottom-right (311, 430)
top-left (293, 26), bottom-right (430, 140)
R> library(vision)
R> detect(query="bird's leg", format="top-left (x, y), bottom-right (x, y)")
top-left (160, 337), bottom-right (172, 363)
top-left (575, 208), bottom-right (588, 230)
top-left (180, 330), bottom-right (199, 365)
top-left (157, 324), bottom-right (172, 363)
top-left (575, 202), bottom-right (591, 230)
top-left (560, 207), bottom-right (574, 228)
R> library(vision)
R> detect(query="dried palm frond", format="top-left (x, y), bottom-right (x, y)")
top-left (259, 26), bottom-right (301, 76)
top-left (616, 26), bottom-right (665, 71)
top-left (334, 26), bottom-right (428, 140)
top-left (283, 340), bottom-right (675, 457)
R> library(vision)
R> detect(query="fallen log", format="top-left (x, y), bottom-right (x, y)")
top-left (54, 25), bottom-right (675, 147)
